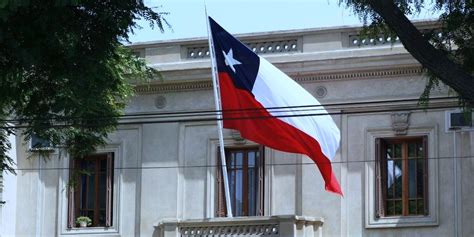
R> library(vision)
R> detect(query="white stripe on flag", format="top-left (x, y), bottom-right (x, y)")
top-left (252, 58), bottom-right (340, 160)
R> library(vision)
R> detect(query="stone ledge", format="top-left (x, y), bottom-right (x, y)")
top-left (155, 215), bottom-right (323, 237)
top-left (155, 215), bottom-right (323, 227)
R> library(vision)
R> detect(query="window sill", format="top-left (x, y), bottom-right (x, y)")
top-left (366, 215), bottom-right (438, 228)
top-left (63, 226), bottom-right (119, 236)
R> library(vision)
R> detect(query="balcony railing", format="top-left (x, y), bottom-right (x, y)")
top-left (155, 215), bottom-right (323, 237)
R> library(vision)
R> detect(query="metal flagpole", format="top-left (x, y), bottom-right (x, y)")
top-left (204, 4), bottom-right (233, 218)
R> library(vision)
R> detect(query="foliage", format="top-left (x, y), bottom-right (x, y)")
top-left (0, 0), bottom-right (167, 173)
top-left (341, 0), bottom-right (474, 106)
top-left (75, 216), bottom-right (92, 226)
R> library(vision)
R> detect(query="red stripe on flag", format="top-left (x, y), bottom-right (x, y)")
top-left (219, 72), bottom-right (342, 195)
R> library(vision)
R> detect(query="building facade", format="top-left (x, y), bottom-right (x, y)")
top-left (9, 22), bottom-right (474, 237)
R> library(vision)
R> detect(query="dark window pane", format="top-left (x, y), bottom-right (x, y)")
top-left (99, 173), bottom-right (106, 209)
top-left (386, 201), bottom-right (394, 216)
top-left (86, 211), bottom-right (94, 223)
top-left (248, 169), bottom-right (256, 215)
top-left (235, 169), bottom-right (243, 216)
top-left (80, 175), bottom-right (87, 209)
top-left (387, 185), bottom-right (394, 199)
top-left (417, 143), bottom-right (424, 158)
top-left (416, 158), bottom-right (425, 198)
top-left (87, 175), bottom-right (95, 208)
top-left (229, 170), bottom-right (235, 206)
top-left (394, 200), bottom-right (402, 215)
top-left (386, 146), bottom-right (393, 158)
top-left (394, 160), bottom-right (402, 198)
top-left (408, 143), bottom-right (416, 157)
top-left (417, 199), bottom-right (424, 214)
top-left (86, 160), bottom-right (94, 172)
top-left (236, 152), bottom-right (243, 168)
top-left (394, 144), bottom-right (402, 158)
top-left (248, 152), bottom-right (255, 168)
top-left (408, 159), bottom-right (417, 198)
top-left (409, 199), bottom-right (417, 214)
top-left (100, 159), bottom-right (107, 171)
top-left (230, 152), bottom-right (235, 167)
top-left (98, 210), bottom-right (106, 226)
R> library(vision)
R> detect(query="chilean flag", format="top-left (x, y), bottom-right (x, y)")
top-left (209, 17), bottom-right (342, 195)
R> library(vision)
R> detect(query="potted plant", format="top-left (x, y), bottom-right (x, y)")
top-left (76, 216), bottom-right (92, 228)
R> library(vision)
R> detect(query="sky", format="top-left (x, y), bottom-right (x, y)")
top-left (129, 0), bottom-right (438, 44)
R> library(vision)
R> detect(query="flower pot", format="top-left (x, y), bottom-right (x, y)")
top-left (79, 221), bottom-right (87, 228)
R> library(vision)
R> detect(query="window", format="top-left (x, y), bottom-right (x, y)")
top-left (216, 147), bottom-right (264, 217)
top-left (67, 153), bottom-right (114, 228)
top-left (375, 137), bottom-right (428, 218)
top-left (29, 134), bottom-right (53, 151)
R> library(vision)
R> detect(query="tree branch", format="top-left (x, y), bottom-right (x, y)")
top-left (368, 0), bottom-right (474, 104)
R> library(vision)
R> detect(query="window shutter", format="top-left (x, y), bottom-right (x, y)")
top-left (257, 146), bottom-right (264, 216)
top-left (105, 153), bottom-right (114, 227)
top-left (423, 136), bottom-right (429, 215)
top-left (67, 159), bottom-right (76, 228)
top-left (375, 138), bottom-right (387, 218)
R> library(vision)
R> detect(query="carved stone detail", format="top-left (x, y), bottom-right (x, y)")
top-left (314, 86), bottom-right (327, 98)
top-left (391, 112), bottom-right (411, 135)
top-left (180, 224), bottom-right (279, 236)
top-left (231, 131), bottom-right (246, 145)
top-left (154, 95), bottom-right (167, 109)
top-left (187, 39), bottom-right (298, 59)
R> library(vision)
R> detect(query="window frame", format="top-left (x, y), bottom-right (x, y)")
top-left (375, 136), bottom-right (428, 218)
top-left (67, 153), bottom-right (114, 229)
top-left (216, 146), bottom-right (265, 217)
top-left (365, 126), bottom-right (439, 228)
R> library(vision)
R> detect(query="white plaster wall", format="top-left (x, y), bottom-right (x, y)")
top-left (14, 135), bottom-right (43, 237)
top-left (140, 123), bottom-right (180, 237)
top-left (462, 132), bottom-right (474, 236)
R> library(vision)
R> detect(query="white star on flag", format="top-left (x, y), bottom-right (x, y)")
top-left (222, 48), bottom-right (241, 73)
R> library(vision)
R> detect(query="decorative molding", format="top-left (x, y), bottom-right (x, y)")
top-left (136, 81), bottom-right (213, 94)
top-left (295, 66), bottom-right (423, 82)
top-left (314, 86), bottom-right (327, 98)
top-left (349, 34), bottom-right (401, 47)
top-left (135, 66), bottom-right (423, 94)
top-left (231, 131), bottom-right (246, 145)
top-left (187, 39), bottom-right (298, 59)
top-left (391, 111), bottom-right (411, 135)
top-left (154, 95), bottom-right (167, 109)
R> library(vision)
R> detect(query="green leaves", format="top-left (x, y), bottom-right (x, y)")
top-left (0, 0), bottom-right (167, 173)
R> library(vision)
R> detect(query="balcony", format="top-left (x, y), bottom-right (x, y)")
top-left (155, 215), bottom-right (323, 237)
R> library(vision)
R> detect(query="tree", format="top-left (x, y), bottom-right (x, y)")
top-left (0, 0), bottom-right (168, 173)
top-left (341, 0), bottom-right (474, 105)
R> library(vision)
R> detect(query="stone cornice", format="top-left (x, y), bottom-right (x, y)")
top-left (134, 66), bottom-right (423, 94)
top-left (135, 80), bottom-right (213, 94)
top-left (295, 66), bottom-right (423, 82)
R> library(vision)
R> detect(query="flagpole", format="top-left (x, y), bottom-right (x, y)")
top-left (204, 5), bottom-right (233, 218)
